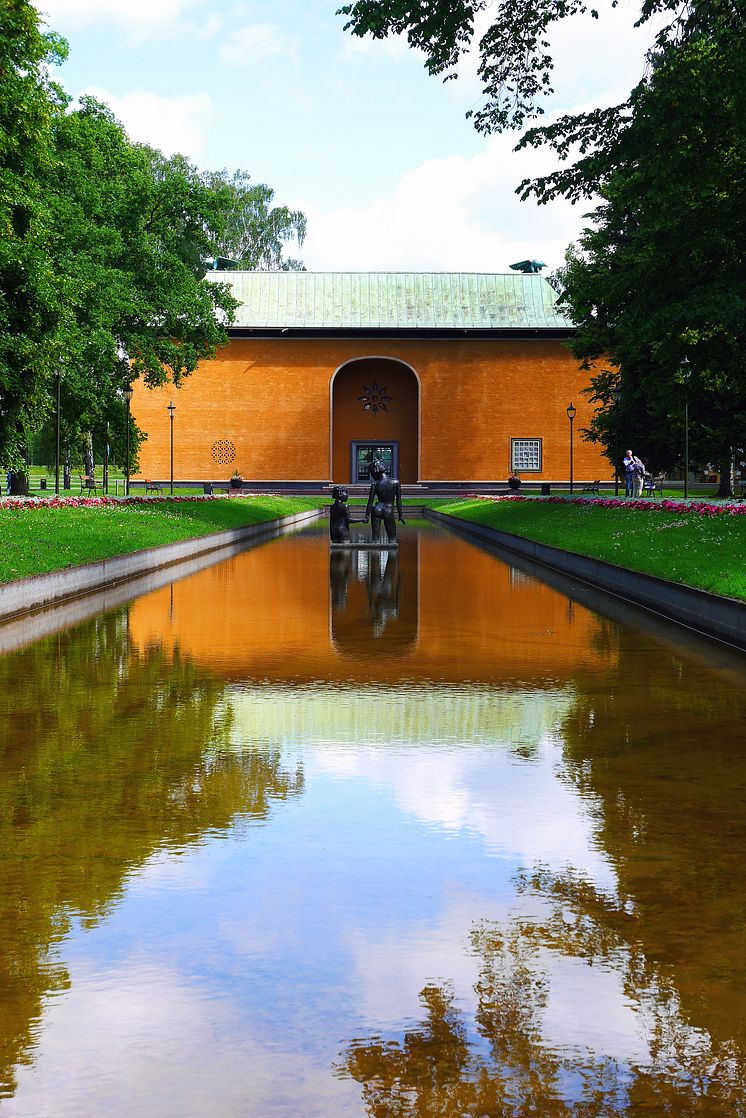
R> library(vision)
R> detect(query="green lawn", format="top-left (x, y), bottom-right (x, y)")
top-left (0, 496), bottom-right (321, 584)
top-left (433, 498), bottom-right (746, 601)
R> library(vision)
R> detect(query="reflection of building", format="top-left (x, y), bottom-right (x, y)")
top-left (131, 272), bottom-right (607, 486)
top-left (127, 526), bottom-right (614, 688)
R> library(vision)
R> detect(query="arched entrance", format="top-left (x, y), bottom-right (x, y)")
top-left (331, 357), bottom-right (419, 483)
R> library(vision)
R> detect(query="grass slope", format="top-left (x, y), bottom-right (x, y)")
top-left (434, 498), bottom-right (746, 601)
top-left (0, 497), bottom-right (320, 584)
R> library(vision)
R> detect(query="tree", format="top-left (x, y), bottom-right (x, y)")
top-left (208, 169), bottom-right (307, 270)
top-left (42, 98), bottom-right (239, 474)
top-left (0, 0), bottom-right (66, 468)
top-left (338, 0), bottom-right (744, 489)
top-left (558, 25), bottom-right (745, 492)
top-left (337, 0), bottom-right (740, 195)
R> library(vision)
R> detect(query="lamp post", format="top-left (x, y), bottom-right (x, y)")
top-left (566, 402), bottom-right (577, 494)
top-left (611, 388), bottom-right (622, 497)
top-left (681, 357), bottom-right (691, 499)
top-left (167, 400), bottom-right (175, 495)
top-left (124, 384), bottom-right (133, 496)
top-left (55, 367), bottom-right (61, 496)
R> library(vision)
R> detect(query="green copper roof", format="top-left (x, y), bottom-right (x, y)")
top-left (207, 271), bottom-right (572, 331)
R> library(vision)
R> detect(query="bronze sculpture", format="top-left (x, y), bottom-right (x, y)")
top-left (329, 485), bottom-right (367, 544)
top-left (365, 458), bottom-right (405, 544)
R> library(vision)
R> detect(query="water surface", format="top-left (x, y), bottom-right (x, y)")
top-left (1, 524), bottom-right (745, 1116)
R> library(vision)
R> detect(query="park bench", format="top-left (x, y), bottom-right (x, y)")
top-left (642, 474), bottom-right (665, 497)
top-left (582, 480), bottom-right (600, 495)
top-left (144, 479), bottom-right (164, 494)
top-left (78, 474), bottom-right (99, 495)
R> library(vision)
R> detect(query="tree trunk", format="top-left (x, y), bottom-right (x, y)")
top-left (63, 444), bottom-right (71, 490)
top-left (715, 447), bottom-right (734, 498)
top-left (84, 431), bottom-right (95, 487)
top-left (9, 471), bottom-right (29, 496)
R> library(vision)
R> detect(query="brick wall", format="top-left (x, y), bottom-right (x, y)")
top-left (131, 336), bottom-right (608, 483)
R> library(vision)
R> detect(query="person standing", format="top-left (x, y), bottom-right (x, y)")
top-left (623, 450), bottom-right (644, 497)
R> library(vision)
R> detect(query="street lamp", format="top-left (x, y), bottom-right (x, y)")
top-left (55, 367), bottom-right (62, 496)
top-left (124, 384), bottom-right (133, 496)
top-left (167, 400), bottom-right (175, 495)
top-left (681, 357), bottom-right (691, 499)
top-left (611, 388), bottom-right (622, 497)
top-left (566, 402), bottom-right (577, 494)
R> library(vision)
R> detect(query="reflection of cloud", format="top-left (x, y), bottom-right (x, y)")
top-left (6, 961), bottom-right (360, 1118)
top-left (345, 892), bottom-right (650, 1062)
top-left (538, 946), bottom-right (649, 1060)
top-left (345, 892), bottom-right (506, 1027)
top-left (128, 850), bottom-right (212, 894)
top-left (313, 738), bottom-right (615, 889)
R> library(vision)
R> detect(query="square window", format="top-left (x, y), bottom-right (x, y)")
top-left (511, 438), bottom-right (542, 472)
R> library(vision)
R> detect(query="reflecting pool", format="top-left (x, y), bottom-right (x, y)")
top-left (1, 523), bottom-right (745, 1116)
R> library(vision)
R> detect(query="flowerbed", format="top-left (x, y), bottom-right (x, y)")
top-left (0, 494), bottom-right (255, 511)
top-left (466, 495), bottom-right (746, 517)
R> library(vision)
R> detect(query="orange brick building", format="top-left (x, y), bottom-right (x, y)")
top-left (132, 271), bottom-right (608, 488)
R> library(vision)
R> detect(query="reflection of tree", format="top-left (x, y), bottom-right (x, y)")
top-left (338, 868), bottom-right (746, 1115)
top-left (559, 642), bottom-right (746, 1049)
top-left (0, 611), bottom-right (303, 1098)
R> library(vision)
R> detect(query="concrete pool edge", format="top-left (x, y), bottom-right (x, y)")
top-left (0, 508), bottom-right (324, 623)
top-left (424, 508), bottom-right (746, 652)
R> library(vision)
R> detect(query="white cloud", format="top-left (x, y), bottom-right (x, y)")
top-left (219, 23), bottom-right (295, 66)
top-left (81, 87), bottom-right (215, 160)
top-left (301, 128), bottom-right (585, 274)
top-left (449, 3), bottom-right (659, 109)
top-left (40, 0), bottom-right (206, 37)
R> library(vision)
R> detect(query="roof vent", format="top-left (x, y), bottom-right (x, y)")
top-left (509, 259), bottom-right (546, 274)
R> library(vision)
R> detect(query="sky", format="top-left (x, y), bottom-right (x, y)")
top-left (38, 0), bottom-right (658, 273)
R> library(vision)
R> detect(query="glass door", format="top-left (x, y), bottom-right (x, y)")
top-left (352, 442), bottom-right (397, 483)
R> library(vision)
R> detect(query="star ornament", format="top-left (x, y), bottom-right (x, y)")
top-left (358, 383), bottom-right (392, 415)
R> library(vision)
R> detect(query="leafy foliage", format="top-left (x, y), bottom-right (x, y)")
top-left (0, 0), bottom-right (66, 467)
top-left (338, 0), bottom-right (741, 190)
top-left (208, 169), bottom-right (307, 270)
top-left (558, 23), bottom-right (746, 489)
top-left (42, 98), bottom-right (239, 468)
top-left (1, 5), bottom-right (308, 471)
top-left (339, 0), bottom-right (744, 486)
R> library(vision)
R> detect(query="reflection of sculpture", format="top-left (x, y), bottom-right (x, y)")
top-left (366, 549), bottom-right (400, 638)
top-left (329, 538), bottom-right (418, 658)
top-left (329, 548), bottom-right (352, 610)
top-left (365, 458), bottom-right (405, 544)
top-left (329, 485), bottom-right (368, 544)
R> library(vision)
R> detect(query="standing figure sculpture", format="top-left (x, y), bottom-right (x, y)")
top-left (365, 458), bottom-right (405, 544)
